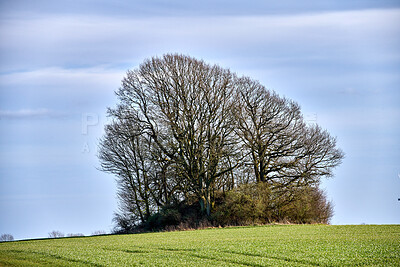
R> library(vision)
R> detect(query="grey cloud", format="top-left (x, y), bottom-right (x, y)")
top-left (1, 0), bottom-right (399, 18)
top-left (1, 9), bottom-right (399, 119)
top-left (1, 9), bottom-right (399, 72)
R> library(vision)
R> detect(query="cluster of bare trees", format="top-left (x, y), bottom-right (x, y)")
top-left (0, 234), bottom-right (14, 242)
top-left (48, 231), bottom-right (103, 238)
top-left (48, 231), bottom-right (65, 238)
top-left (99, 54), bottom-right (343, 229)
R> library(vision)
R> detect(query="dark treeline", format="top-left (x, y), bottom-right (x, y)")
top-left (99, 54), bottom-right (344, 233)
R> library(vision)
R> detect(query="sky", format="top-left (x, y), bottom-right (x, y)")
top-left (0, 0), bottom-right (399, 240)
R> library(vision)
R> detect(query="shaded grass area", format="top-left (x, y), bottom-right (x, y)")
top-left (1, 225), bottom-right (399, 266)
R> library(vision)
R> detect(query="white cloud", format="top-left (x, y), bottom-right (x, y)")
top-left (0, 67), bottom-right (123, 89)
top-left (0, 108), bottom-right (53, 119)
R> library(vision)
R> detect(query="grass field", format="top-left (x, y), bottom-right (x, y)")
top-left (0, 225), bottom-right (399, 266)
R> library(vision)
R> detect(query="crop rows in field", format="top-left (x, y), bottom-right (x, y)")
top-left (1, 225), bottom-right (399, 266)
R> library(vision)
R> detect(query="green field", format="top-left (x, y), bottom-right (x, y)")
top-left (1, 225), bottom-right (399, 266)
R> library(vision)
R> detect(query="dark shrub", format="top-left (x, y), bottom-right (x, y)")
top-left (213, 183), bottom-right (333, 226)
top-left (213, 183), bottom-right (271, 226)
top-left (270, 186), bottom-right (333, 224)
top-left (112, 212), bottom-right (137, 234)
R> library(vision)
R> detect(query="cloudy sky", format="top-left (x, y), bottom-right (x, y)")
top-left (1, 0), bottom-right (399, 240)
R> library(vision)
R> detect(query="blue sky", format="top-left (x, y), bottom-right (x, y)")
top-left (1, 1), bottom-right (399, 240)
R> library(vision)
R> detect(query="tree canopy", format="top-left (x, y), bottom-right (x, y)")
top-left (99, 54), bottom-right (344, 231)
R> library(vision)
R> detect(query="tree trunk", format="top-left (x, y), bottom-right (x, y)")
top-left (206, 189), bottom-right (211, 216)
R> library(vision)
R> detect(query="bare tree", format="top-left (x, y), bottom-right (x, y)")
top-left (233, 77), bottom-right (344, 190)
top-left (0, 234), bottom-right (14, 242)
top-left (99, 123), bottom-right (158, 224)
top-left (48, 231), bottom-right (64, 238)
top-left (101, 54), bottom-right (241, 216)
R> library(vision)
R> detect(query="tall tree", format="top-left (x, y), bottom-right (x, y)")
top-left (102, 54), bottom-right (240, 216)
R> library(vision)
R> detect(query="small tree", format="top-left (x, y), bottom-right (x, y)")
top-left (48, 231), bottom-right (64, 238)
top-left (0, 234), bottom-right (14, 242)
